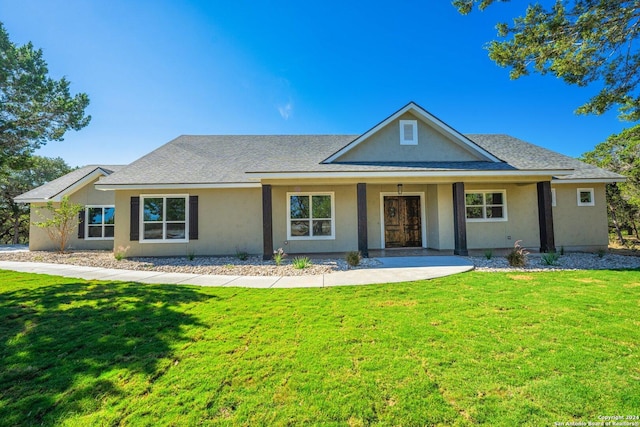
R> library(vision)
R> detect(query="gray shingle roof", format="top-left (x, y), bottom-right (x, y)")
top-left (96, 134), bottom-right (623, 186)
top-left (14, 165), bottom-right (124, 202)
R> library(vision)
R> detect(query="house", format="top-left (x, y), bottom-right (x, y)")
top-left (15, 165), bottom-right (124, 251)
top-left (16, 102), bottom-right (624, 258)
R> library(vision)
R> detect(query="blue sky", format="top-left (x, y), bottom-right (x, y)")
top-left (1, 0), bottom-right (632, 167)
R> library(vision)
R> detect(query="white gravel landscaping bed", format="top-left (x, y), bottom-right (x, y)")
top-left (470, 252), bottom-right (640, 271)
top-left (0, 249), bottom-right (638, 276)
top-left (0, 250), bottom-right (382, 277)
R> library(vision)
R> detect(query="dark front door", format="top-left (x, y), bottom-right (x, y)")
top-left (384, 196), bottom-right (422, 248)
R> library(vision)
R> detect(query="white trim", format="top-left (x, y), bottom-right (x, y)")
top-left (14, 168), bottom-right (110, 203)
top-left (247, 169), bottom-right (573, 180)
top-left (139, 194), bottom-right (190, 243)
top-left (464, 190), bottom-right (508, 222)
top-left (379, 192), bottom-right (427, 249)
top-left (84, 205), bottom-right (115, 240)
top-left (286, 192), bottom-right (336, 240)
top-left (551, 188), bottom-right (557, 207)
top-left (95, 182), bottom-right (261, 191)
top-left (577, 188), bottom-right (595, 206)
top-left (399, 120), bottom-right (418, 145)
top-left (552, 178), bottom-right (624, 184)
top-left (323, 102), bottom-right (501, 163)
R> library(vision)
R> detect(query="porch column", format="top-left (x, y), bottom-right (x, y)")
top-left (357, 183), bottom-right (369, 257)
top-left (537, 181), bottom-right (556, 253)
top-left (262, 184), bottom-right (273, 260)
top-left (452, 182), bottom-right (468, 256)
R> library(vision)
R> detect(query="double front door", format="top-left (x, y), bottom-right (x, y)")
top-left (383, 196), bottom-right (422, 248)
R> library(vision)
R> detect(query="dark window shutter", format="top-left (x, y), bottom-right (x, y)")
top-left (189, 196), bottom-right (198, 240)
top-left (130, 197), bottom-right (140, 241)
top-left (78, 209), bottom-right (85, 239)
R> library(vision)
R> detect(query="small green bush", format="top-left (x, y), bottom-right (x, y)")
top-left (541, 251), bottom-right (559, 266)
top-left (114, 245), bottom-right (130, 261)
top-left (506, 240), bottom-right (528, 267)
top-left (292, 257), bottom-right (312, 269)
top-left (273, 248), bottom-right (286, 266)
top-left (597, 248), bottom-right (606, 258)
top-left (345, 251), bottom-right (361, 267)
top-left (187, 250), bottom-right (196, 261)
top-left (484, 249), bottom-right (493, 260)
top-left (236, 250), bottom-right (248, 261)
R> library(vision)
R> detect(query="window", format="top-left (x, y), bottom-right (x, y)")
top-left (141, 195), bottom-right (188, 242)
top-left (551, 188), bottom-right (557, 207)
top-left (287, 192), bottom-right (335, 239)
top-left (399, 120), bottom-right (418, 145)
top-left (86, 206), bottom-right (115, 239)
top-left (577, 188), bottom-right (594, 206)
top-left (465, 190), bottom-right (507, 221)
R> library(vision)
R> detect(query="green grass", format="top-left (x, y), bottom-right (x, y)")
top-left (1, 269), bottom-right (639, 426)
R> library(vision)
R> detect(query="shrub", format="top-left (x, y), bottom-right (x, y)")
top-left (597, 248), bottom-right (606, 258)
top-left (236, 250), bottom-right (248, 261)
top-left (484, 249), bottom-right (493, 260)
top-left (560, 246), bottom-right (565, 255)
top-left (345, 251), bottom-right (361, 267)
top-left (273, 248), bottom-right (286, 266)
top-left (506, 240), bottom-right (529, 267)
top-left (187, 250), bottom-right (196, 261)
top-left (33, 195), bottom-right (84, 253)
top-left (541, 251), bottom-right (559, 266)
top-left (292, 256), bottom-right (312, 269)
top-left (114, 245), bottom-right (130, 261)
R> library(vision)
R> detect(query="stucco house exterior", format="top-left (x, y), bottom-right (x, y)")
top-left (16, 102), bottom-right (624, 258)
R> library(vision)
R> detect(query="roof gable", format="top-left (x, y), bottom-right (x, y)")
top-left (324, 102), bottom-right (501, 164)
top-left (14, 165), bottom-right (124, 203)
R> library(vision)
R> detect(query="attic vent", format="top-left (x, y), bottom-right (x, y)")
top-left (400, 120), bottom-right (418, 145)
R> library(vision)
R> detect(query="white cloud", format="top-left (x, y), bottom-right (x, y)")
top-left (278, 101), bottom-right (294, 120)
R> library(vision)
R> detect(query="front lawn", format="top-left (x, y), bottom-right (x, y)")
top-left (1, 269), bottom-right (638, 426)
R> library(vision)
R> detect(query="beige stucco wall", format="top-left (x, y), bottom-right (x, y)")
top-left (113, 188), bottom-right (263, 257)
top-left (99, 181), bottom-right (609, 258)
top-left (337, 112), bottom-right (483, 163)
top-left (464, 183), bottom-right (540, 250)
top-left (552, 183), bottom-right (608, 250)
top-left (271, 184), bottom-right (359, 254)
top-left (28, 177), bottom-right (116, 251)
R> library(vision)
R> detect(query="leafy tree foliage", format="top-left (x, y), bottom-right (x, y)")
top-left (33, 195), bottom-right (83, 253)
top-left (0, 22), bottom-right (90, 169)
top-left (454, 0), bottom-right (640, 120)
top-left (0, 156), bottom-right (73, 244)
top-left (581, 125), bottom-right (640, 243)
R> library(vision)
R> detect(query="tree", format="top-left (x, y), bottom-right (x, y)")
top-left (33, 195), bottom-right (83, 253)
top-left (454, 1), bottom-right (640, 120)
top-left (0, 22), bottom-right (90, 169)
top-left (581, 125), bottom-right (640, 243)
top-left (0, 156), bottom-right (73, 244)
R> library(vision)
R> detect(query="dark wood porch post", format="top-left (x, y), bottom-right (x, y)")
top-left (262, 184), bottom-right (273, 260)
top-left (357, 183), bottom-right (369, 257)
top-left (452, 182), bottom-right (468, 256)
top-left (537, 181), bottom-right (556, 253)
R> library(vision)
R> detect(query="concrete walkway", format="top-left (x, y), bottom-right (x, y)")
top-left (0, 256), bottom-right (474, 288)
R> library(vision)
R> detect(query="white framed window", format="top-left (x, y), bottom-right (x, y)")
top-left (551, 188), bottom-right (557, 207)
top-left (140, 195), bottom-right (189, 242)
top-left (287, 192), bottom-right (335, 240)
top-left (465, 190), bottom-right (508, 222)
top-left (577, 188), bottom-right (595, 206)
top-left (85, 205), bottom-right (115, 240)
top-left (399, 120), bottom-right (418, 145)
